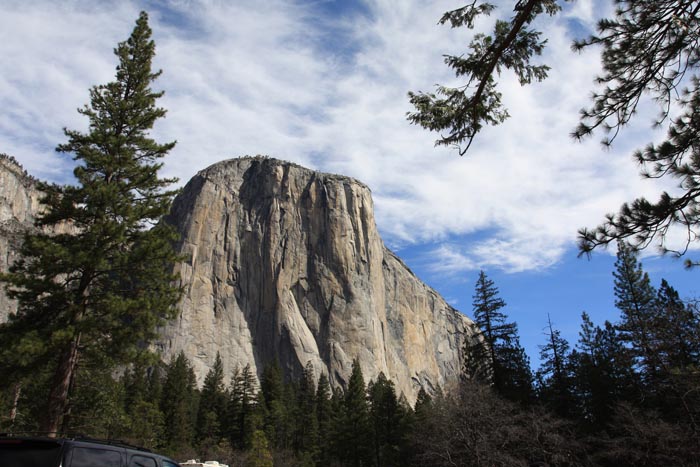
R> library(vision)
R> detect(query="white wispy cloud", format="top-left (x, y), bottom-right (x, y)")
top-left (0, 0), bottom-right (679, 273)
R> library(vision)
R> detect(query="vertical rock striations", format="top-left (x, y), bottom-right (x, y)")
top-left (0, 155), bottom-right (44, 323)
top-left (159, 156), bottom-right (472, 401)
top-left (0, 154), bottom-right (473, 401)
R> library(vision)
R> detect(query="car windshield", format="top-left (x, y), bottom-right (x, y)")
top-left (0, 439), bottom-right (63, 467)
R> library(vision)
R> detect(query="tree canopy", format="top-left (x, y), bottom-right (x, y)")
top-left (465, 271), bottom-right (533, 402)
top-left (408, 0), bottom-right (700, 263)
top-left (0, 11), bottom-right (180, 435)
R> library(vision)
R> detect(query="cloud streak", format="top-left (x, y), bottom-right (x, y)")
top-left (0, 0), bottom-right (677, 273)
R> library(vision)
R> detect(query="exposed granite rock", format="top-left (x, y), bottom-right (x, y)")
top-left (0, 154), bottom-right (473, 401)
top-left (0, 155), bottom-right (44, 322)
top-left (158, 156), bottom-right (473, 402)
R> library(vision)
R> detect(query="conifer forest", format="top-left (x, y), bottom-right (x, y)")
top-left (3, 241), bottom-right (700, 466)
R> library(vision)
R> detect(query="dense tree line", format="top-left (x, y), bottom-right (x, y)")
top-left (455, 244), bottom-right (700, 466)
top-left (2, 241), bottom-right (699, 465)
top-left (0, 353), bottom-right (413, 466)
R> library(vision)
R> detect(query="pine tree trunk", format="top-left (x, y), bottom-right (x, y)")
top-left (9, 383), bottom-right (21, 430)
top-left (41, 333), bottom-right (81, 437)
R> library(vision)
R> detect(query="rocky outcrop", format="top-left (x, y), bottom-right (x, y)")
top-left (0, 155), bottom-right (44, 322)
top-left (158, 156), bottom-right (472, 402)
top-left (0, 154), bottom-right (473, 401)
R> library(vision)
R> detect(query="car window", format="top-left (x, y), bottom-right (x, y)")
top-left (0, 439), bottom-right (63, 467)
top-left (130, 454), bottom-right (157, 467)
top-left (162, 460), bottom-right (180, 467)
top-left (70, 447), bottom-right (122, 467)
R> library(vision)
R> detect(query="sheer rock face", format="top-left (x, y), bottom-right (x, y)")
top-left (159, 157), bottom-right (472, 401)
top-left (0, 155), bottom-right (43, 322)
top-left (0, 155), bottom-right (472, 402)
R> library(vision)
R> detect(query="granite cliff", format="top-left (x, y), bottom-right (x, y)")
top-left (158, 157), bottom-right (472, 401)
top-left (0, 155), bottom-right (43, 322)
top-left (0, 155), bottom-right (473, 401)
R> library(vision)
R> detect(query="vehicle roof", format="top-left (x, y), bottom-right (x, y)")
top-left (0, 435), bottom-right (178, 463)
top-left (2, 436), bottom-right (148, 449)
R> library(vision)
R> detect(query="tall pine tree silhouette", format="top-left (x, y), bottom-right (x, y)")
top-left (613, 242), bottom-right (660, 393)
top-left (536, 315), bottom-right (573, 417)
top-left (465, 271), bottom-right (532, 402)
top-left (0, 11), bottom-right (180, 435)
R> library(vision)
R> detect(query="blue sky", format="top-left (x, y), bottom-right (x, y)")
top-left (1, 0), bottom-right (697, 367)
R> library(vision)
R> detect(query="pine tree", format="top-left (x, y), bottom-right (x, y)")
top-left (367, 372), bottom-right (403, 467)
top-left (570, 313), bottom-right (607, 429)
top-left (466, 270), bottom-right (533, 402)
top-left (122, 362), bottom-right (150, 410)
top-left (573, 2), bottom-right (700, 260)
top-left (655, 280), bottom-right (700, 372)
top-left (328, 385), bottom-right (345, 463)
top-left (0, 366), bottom-right (54, 434)
top-left (261, 361), bottom-right (285, 407)
top-left (161, 352), bottom-right (198, 453)
top-left (570, 314), bottom-right (637, 431)
top-left (296, 362), bottom-right (319, 461)
top-left (463, 322), bottom-right (492, 383)
top-left (407, 1), bottom-right (700, 262)
top-left (228, 363), bottom-right (258, 449)
top-left (147, 364), bottom-right (164, 407)
top-left (613, 242), bottom-right (661, 392)
top-left (395, 394), bottom-right (414, 467)
top-left (333, 359), bottom-right (371, 467)
top-left (0, 383), bottom-right (22, 432)
top-left (196, 352), bottom-right (227, 446)
top-left (500, 338), bottom-right (534, 404)
top-left (407, 1), bottom-right (558, 154)
top-left (226, 367), bottom-right (242, 448)
top-left (60, 355), bottom-right (128, 438)
top-left (119, 361), bottom-right (164, 448)
top-left (315, 372), bottom-right (333, 467)
top-left (260, 360), bottom-right (293, 449)
top-left (413, 387), bottom-right (432, 424)
top-left (652, 280), bottom-right (700, 429)
top-left (536, 315), bottom-right (573, 418)
top-left (249, 429), bottom-right (274, 467)
top-left (465, 271), bottom-right (505, 384)
top-left (0, 11), bottom-right (180, 435)
top-left (598, 321), bottom-right (639, 403)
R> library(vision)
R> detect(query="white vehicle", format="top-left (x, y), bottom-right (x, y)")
top-left (180, 460), bottom-right (229, 467)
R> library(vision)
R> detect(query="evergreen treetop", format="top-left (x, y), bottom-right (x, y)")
top-left (0, 11), bottom-right (181, 435)
top-left (161, 352), bottom-right (198, 451)
top-left (196, 352), bottom-right (227, 443)
top-left (408, 1), bottom-right (700, 262)
top-left (466, 270), bottom-right (533, 402)
top-left (536, 315), bottom-right (573, 417)
top-left (407, 0), bottom-right (560, 154)
top-left (655, 280), bottom-right (700, 371)
top-left (613, 242), bottom-right (660, 381)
